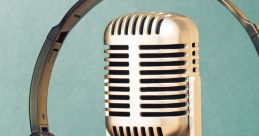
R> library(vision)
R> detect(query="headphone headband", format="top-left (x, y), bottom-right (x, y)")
top-left (219, 0), bottom-right (259, 55)
top-left (29, 0), bottom-right (102, 135)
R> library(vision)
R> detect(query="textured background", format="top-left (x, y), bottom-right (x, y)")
top-left (0, 0), bottom-right (259, 136)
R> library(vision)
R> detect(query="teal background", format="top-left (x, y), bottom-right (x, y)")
top-left (0, 0), bottom-right (259, 135)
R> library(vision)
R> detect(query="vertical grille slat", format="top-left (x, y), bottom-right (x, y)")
top-left (113, 126), bottom-right (119, 136)
top-left (112, 127), bottom-right (164, 136)
top-left (149, 127), bottom-right (155, 136)
top-left (124, 17), bottom-right (131, 35)
top-left (148, 17), bottom-right (156, 35)
top-left (141, 127), bottom-right (146, 136)
top-left (140, 17), bottom-right (147, 35)
top-left (132, 16), bottom-right (139, 35)
top-left (133, 127), bottom-right (138, 136)
top-left (156, 19), bottom-right (164, 34)
top-left (110, 13), bottom-right (169, 35)
top-left (118, 18), bottom-right (124, 35)
top-left (157, 127), bottom-right (163, 136)
top-left (126, 127), bottom-right (131, 136)
top-left (111, 19), bottom-right (118, 35)
top-left (119, 126), bottom-right (125, 136)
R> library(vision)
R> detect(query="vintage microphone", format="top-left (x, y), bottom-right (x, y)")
top-left (28, 0), bottom-right (201, 135)
top-left (104, 12), bottom-right (202, 136)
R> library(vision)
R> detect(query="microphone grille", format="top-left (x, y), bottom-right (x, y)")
top-left (104, 12), bottom-right (199, 136)
top-left (111, 12), bottom-right (163, 35)
top-left (107, 12), bottom-right (187, 36)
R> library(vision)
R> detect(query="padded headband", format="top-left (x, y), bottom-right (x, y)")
top-left (29, 0), bottom-right (102, 135)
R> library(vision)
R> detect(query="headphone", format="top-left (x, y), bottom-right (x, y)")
top-left (219, 0), bottom-right (259, 55)
top-left (29, 0), bottom-right (102, 135)
top-left (29, 0), bottom-right (259, 135)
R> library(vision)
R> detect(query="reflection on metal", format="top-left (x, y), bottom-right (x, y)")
top-left (104, 12), bottom-right (202, 136)
top-left (219, 0), bottom-right (259, 56)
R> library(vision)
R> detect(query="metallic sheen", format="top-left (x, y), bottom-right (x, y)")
top-left (219, 0), bottom-right (259, 56)
top-left (104, 12), bottom-right (201, 136)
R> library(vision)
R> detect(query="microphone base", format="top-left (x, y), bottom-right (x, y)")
top-left (30, 132), bottom-right (55, 136)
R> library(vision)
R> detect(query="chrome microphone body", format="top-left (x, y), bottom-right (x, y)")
top-left (104, 12), bottom-right (201, 136)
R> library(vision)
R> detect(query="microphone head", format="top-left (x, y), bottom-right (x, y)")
top-left (104, 12), bottom-right (201, 136)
